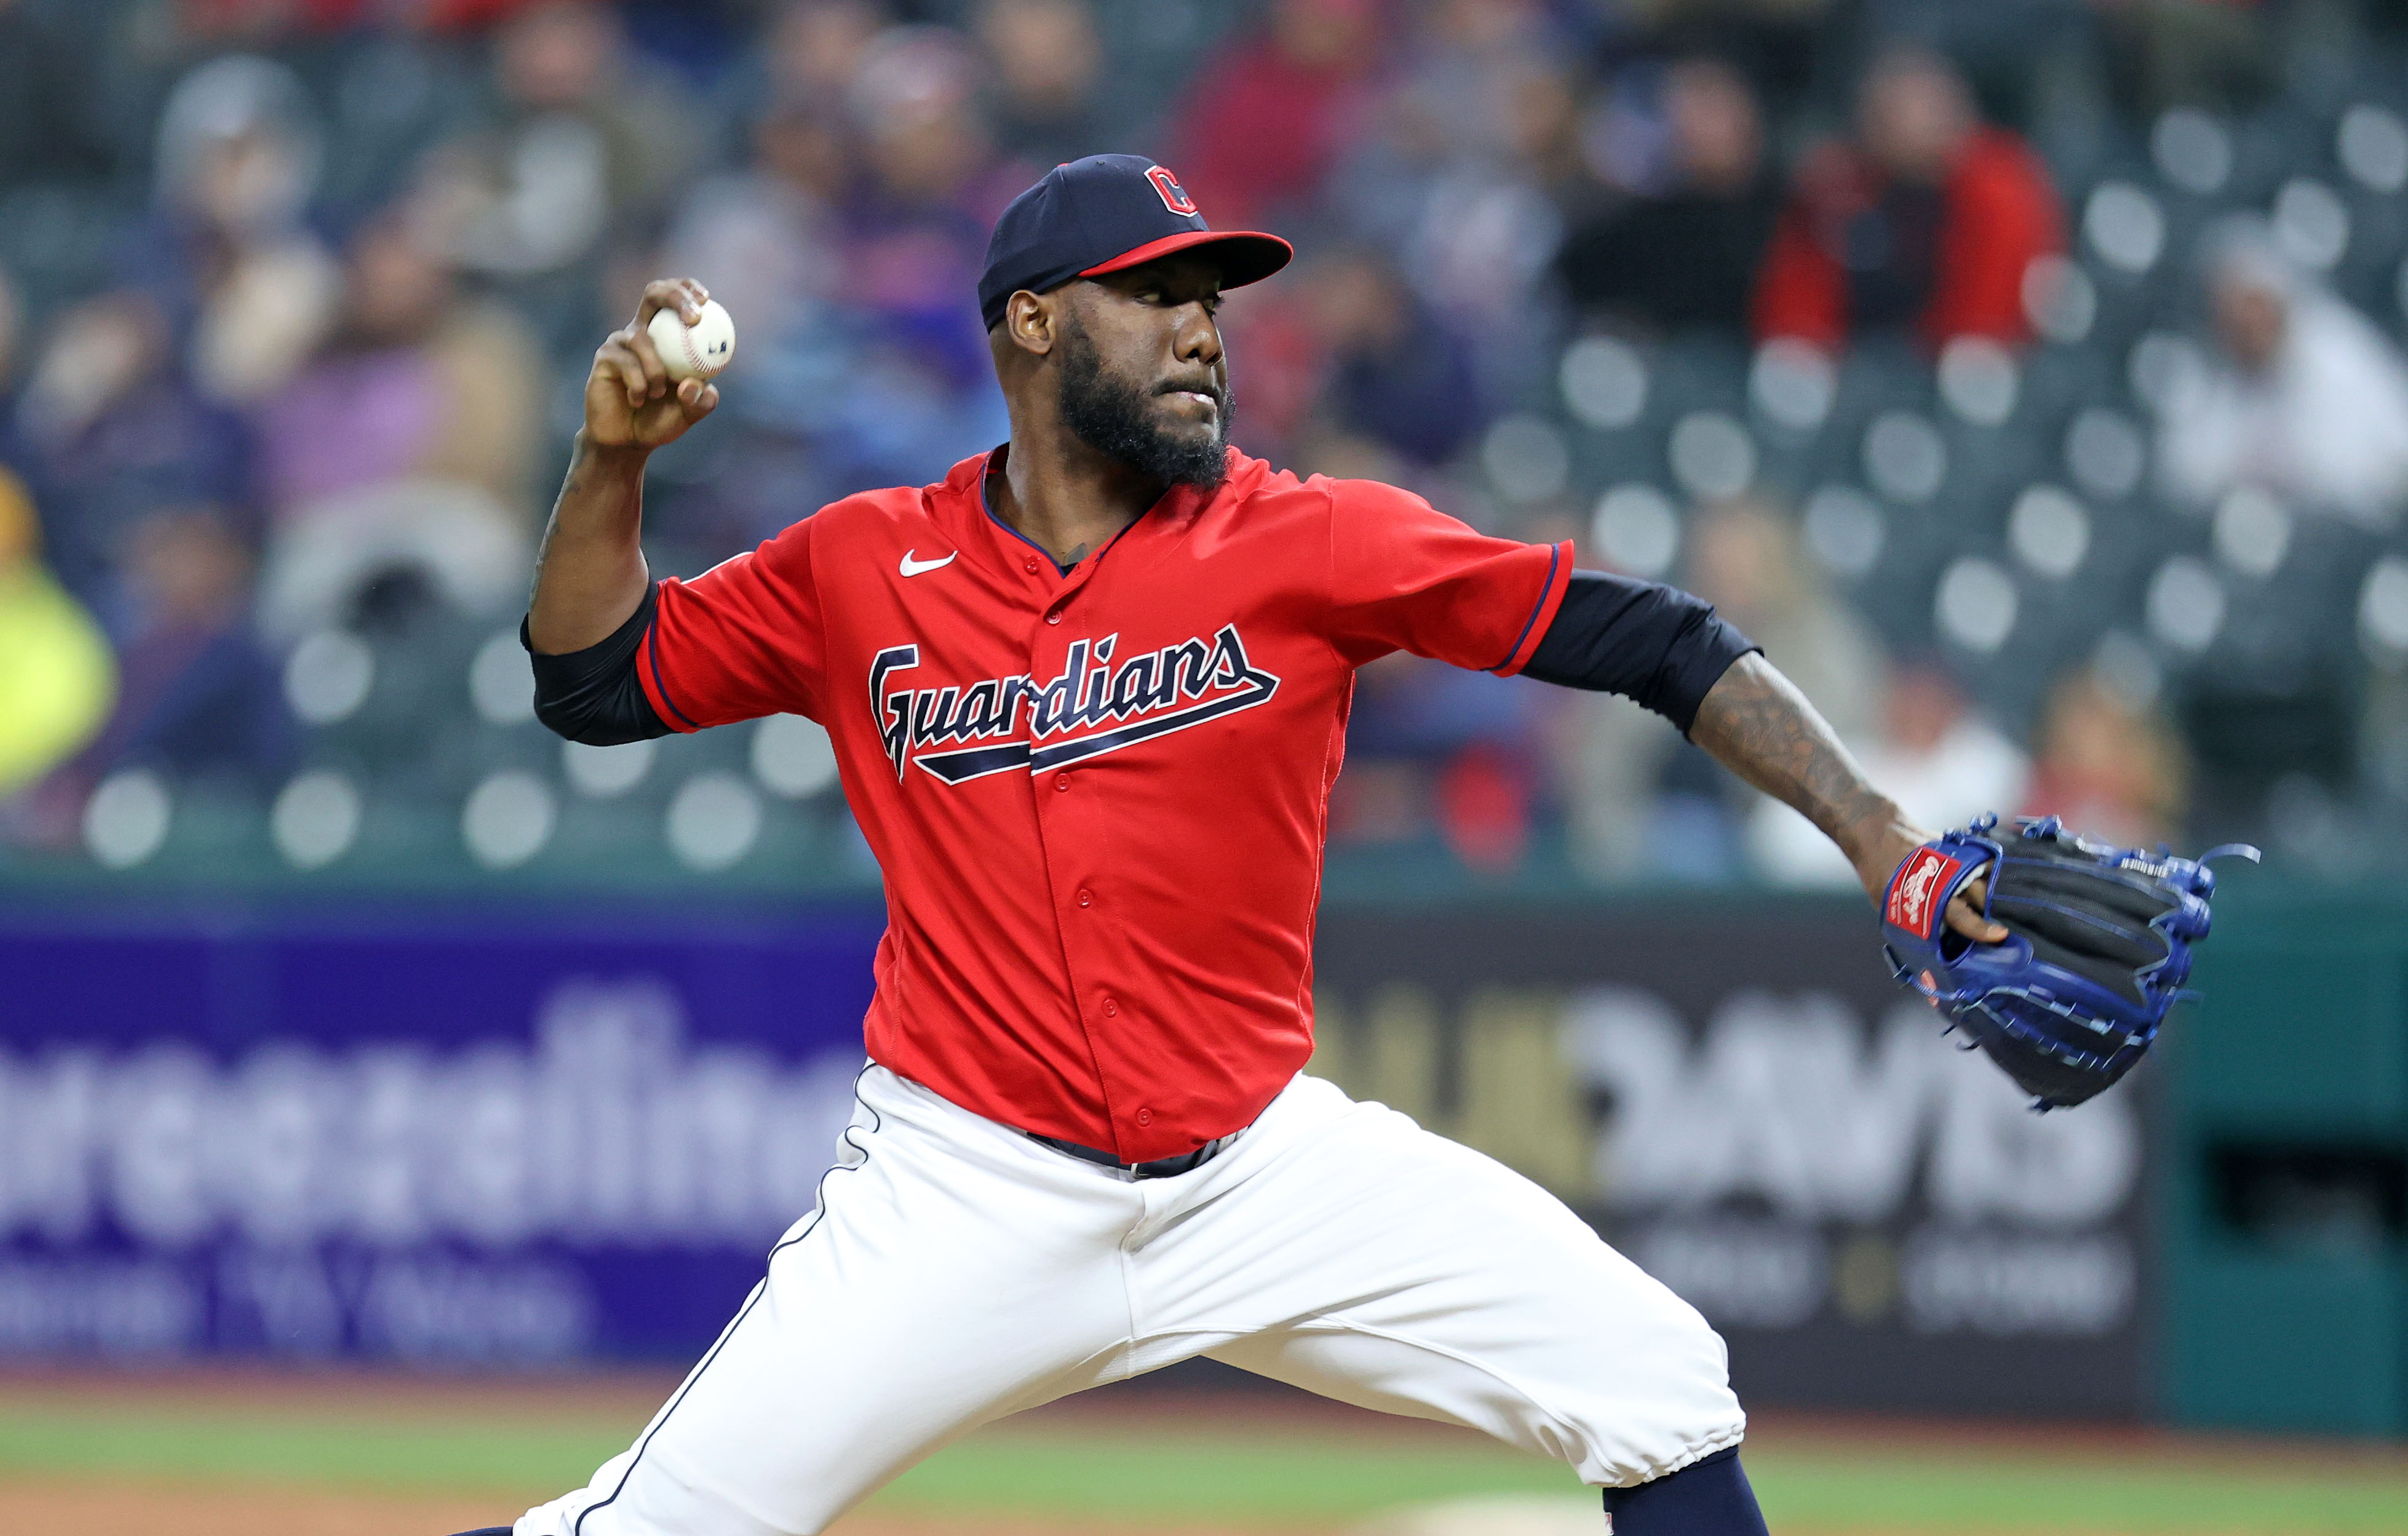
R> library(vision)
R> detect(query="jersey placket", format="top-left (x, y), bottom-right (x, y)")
top-left (1020, 547), bottom-right (1149, 1157)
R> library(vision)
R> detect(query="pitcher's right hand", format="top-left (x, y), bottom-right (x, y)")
top-left (587, 277), bottom-right (720, 450)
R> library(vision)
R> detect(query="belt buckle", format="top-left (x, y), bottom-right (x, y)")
top-left (1027, 1128), bottom-right (1239, 1179)
top-left (1130, 1129), bottom-right (1238, 1180)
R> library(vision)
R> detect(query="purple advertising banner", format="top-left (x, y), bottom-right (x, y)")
top-left (0, 896), bottom-right (2155, 1418)
top-left (0, 902), bottom-right (886, 1364)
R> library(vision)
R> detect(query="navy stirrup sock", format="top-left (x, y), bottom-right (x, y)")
top-left (1602, 1446), bottom-right (1770, 1535)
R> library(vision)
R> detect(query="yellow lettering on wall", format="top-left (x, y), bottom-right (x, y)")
top-left (1456, 989), bottom-right (1590, 1198)
top-left (1353, 982), bottom-right (1442, 1124)
top-left (1305, 989), bottom-right (1348, 1086)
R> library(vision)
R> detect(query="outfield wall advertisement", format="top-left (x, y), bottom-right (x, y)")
top-left (1308, 904), bottom-right (2152, 1419)
top-left (0, 909), bottom-right (882, 1363)
top-left (0, 900), bottom-right (2148, 1415)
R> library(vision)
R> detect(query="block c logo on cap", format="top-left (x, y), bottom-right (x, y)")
top-left (1146, 165), bottom-right (1199, 217)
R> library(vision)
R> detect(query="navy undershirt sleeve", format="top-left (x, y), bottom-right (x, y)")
top-left (523, 584), bottom-right (671, 746)
top-left (1520, 570), bottom-right (1758, 736)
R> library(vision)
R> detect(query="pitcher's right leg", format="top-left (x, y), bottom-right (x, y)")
top-left (514, 1067), bottom-right (1142, 1536)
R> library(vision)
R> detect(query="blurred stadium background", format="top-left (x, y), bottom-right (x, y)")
top-left (3, 0), bottom-right (2408, 1531)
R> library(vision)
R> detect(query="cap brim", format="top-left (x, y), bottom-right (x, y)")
top-left (1081, 229), bottom-right (1294, 289)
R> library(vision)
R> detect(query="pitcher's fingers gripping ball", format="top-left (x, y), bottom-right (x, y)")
top-left (1882, 813), bottom-right (2258, 1108)
top-left (571, 278), bottom-right (724, 475)
top-left (646, 298), bottom-right (736, 382)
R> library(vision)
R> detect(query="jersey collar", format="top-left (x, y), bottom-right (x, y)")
top-left (942, 444), bottom-right (1232, 601)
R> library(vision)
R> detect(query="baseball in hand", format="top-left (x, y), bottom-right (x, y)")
top-left (648, 298), bottom-right (737, 382)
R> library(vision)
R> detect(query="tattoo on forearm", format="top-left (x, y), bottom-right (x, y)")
top-left (1690, 654), bottom-right (1893, 860)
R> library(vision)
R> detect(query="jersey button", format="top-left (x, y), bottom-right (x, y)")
top-left (1023, 557), bottom-right (1039, 574)
top-left (1046, 610), bottom-right (1062, 624)
top-left (1053, 772), bottom-right (1071, 792)
top-left (1077, 888), bottom-right (1092, 907)
top-left (1135, 1107), bottom-right (1153, 1126)
top-left (1103, 998), bottom-right (1118, 1017)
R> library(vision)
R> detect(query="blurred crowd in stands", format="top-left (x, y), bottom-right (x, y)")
top-left (7, 0), bottom-right (2408, 888)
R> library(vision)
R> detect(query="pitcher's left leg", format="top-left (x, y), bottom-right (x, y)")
top-left (1146, 1077), bottom-right (1744, 1493)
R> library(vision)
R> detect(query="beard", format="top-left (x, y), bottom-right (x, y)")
top-left (1055, 316), bottom-right (1233, 492)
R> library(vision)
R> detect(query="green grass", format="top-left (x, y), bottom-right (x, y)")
top-left (875, 1431), bottom-right (2408, 1531)
top-left (1739, 1447), bottom-right (2408, 1533)
top-left (870, 1428), bottom-right (1572, 1520)
top-left (2, 1401), bottom-right (2406, 1532)
top-left (0, 1406), bottom-right (624, 1494)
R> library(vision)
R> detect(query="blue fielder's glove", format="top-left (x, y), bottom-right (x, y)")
top-left (1881, 814), bottom-right (2257, 1110)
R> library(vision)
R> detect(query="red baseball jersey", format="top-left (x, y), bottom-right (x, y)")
top-left (639, 448), bottom-right (1573, 1161)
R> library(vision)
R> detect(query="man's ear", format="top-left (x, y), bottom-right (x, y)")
top-left (1006, 290), bottom-right (1057, 357)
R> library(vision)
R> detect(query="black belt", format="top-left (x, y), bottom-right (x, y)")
top-left (1027, 1130), bottom-right (1238, 1179)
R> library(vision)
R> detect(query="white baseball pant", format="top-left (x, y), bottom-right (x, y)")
top-left (516, 1064), bottom-right (1744, 1536)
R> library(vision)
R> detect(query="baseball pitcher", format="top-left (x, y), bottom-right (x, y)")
top-left (467, 156), bottom-right (2031, 1536)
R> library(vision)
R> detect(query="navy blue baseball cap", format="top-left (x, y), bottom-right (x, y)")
top-left (977, 154), bottom-right (1293, 331)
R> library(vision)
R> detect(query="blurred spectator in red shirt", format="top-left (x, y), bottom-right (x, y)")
top-left (1170, 0), bottom-right (1383, 231)
top-left (1557, 56), bottom-right (1781, 338)
top-left (1334, 643), bottom-right (1552, 874)
top-left (178, 0), bottom-right (563, 34)
top-left (1753, 42), bottom-right (2063, 352)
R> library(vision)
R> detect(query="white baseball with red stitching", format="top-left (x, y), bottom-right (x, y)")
top-left (646, 298), bottom-right (737, 383)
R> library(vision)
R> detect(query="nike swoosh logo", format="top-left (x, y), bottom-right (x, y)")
top-left (899, 550), bottom-right (956, 578)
